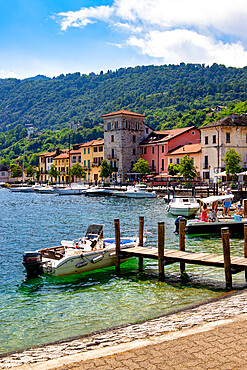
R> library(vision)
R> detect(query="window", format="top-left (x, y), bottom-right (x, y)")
top-left (176, 158), bottom-right (180, 165)
top-left (114, 121), bottom-right (118, 129)
top-left (133, 148), bottom-right (136, 155)
top-left (142, 147), bottom-right (146, 155)
top-left (107, 122), bottom-right (111, 130)
top-left (94, 147), bottom-right (98, 152)
top-left (151, 159), bottom-right (155, 170)
top-left (72, 156), bottom-right (76, 163)
top-left (161, 158), bottom-right (164, 171)
top-left (146, 128), bottom-right (148, 134)
top-left (84, 148), bottom-right (86, 154)
top-left (111, 135), bottom-right (114, 142)
top-left (111, 149), bottom-right (115, 158)
top-left (99, 146), bottom-right (103, 152)
top-left (204, 156), bottom-right (208, 169)
top-left (213, 135), bottom-right (216, 144)
top-left (78, 155), bottom-right (81, 162)
top-left (87, 148), bottom-right (90, 154)
top-left (133, 135), bottom-right (136, 142)
top-left (84, 160), bottom-right (86, 166)
top-left (152, 146), bottom-right (155, 154)
top-left (88, 160), bottom-right (90, 169)
top-left (191, 131), bottom-right (195, 135)
top-left (170, 158), bottom-right (172, 164)
top-left (205, 136), bottom-right (208, 145)
top-left (226, 132), bottom-right (231, 143)
top-left (161, 145), bottom-right (164, 153)
top-left (203, 172), bottom-right (209, 179)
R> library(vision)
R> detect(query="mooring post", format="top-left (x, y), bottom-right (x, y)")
top-left (179, 218), bottom-right (186, 273)
top-left (114, 218), bottom-right (121, 275)
top-left (221, 227), bottom-right (232, 290)
top-left (244, 224), bottom-right (247, 281)
top-left (244, 199), bottom-right (247, 218)
top-left (138, 216), bottom-right (144, 271)
top-left (158, 221), bottom-right (165, 280)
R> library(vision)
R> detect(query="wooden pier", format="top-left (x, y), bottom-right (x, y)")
top-left (115, 217), bottom-right (247, 290)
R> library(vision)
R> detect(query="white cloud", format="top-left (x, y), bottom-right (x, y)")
top-left (55, 0), bottom-right (247, 67)
top-left (58, 6), bottom-right (113, 31)
top-left (114, 22), bottom-right (142, 34)
top-left (128, 30), bottom-right (247, 67)
top-left (0, 69), bottom-right (19, 79)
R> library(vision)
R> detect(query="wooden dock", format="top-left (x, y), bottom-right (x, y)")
top-left (114, 217), bottom-right (247, 290)
top-left (121, 246), bottom-right (247, 270)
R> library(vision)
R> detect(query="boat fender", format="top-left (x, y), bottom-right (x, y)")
top-left (174, 216), bottom-right (187, 234)
top-left (92, 254), bottom-right (104, 263)
top-left (75, 260), bottom-right (88, 268)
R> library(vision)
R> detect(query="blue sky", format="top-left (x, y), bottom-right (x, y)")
top-left (1, 0), bottom-right (247, 79)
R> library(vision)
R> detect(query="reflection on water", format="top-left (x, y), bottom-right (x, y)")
top-left (0, 189), bottom-right (246, 354)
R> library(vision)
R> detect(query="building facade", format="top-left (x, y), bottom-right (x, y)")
top-left (102, 110), bottom-right (152, 182)
top-left (140, 127), bottom-right (200, 175)
top-left (0, 165), bottom-right (9, 183)
top-left (200, 114), bottom-right (247, 180)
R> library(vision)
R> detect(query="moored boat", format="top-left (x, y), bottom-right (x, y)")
top-left (10, 186), bottom-right (34, 193)
top-left (34, 185), bottom-right (56, 194)
top-left (168, 197), bottom-right (200, 217)
top-left (22, 224), bottom-right (142, 278)
top-left (56, 183), bottom-right (88, 195)
top-left (85, 186), bottom-right (113, 196)
top-left (114, 184), bottom-right (156, 198)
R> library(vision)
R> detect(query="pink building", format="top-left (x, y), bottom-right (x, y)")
top-left (140, 127), bottom-right (200, 175)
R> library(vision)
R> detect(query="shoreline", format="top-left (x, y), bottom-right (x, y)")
top-left (1, 287), bottom-right (247, 368)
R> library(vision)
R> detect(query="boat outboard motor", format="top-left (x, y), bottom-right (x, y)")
top-left (22, 252), bottom-right (43, 278)
top-left (174, 216), bottom-right (187, 234)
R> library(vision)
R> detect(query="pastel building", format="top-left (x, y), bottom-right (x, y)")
top-left (166, 143), bottom-right (201, 174)
top-left (80, 139), bottom-right (104, 182)
top-left (38, 148), bottom-right (64, 182)
top-left (140, 127), bottom-right (200, 175)
top-left (200, 114), bottom-right (247, 180)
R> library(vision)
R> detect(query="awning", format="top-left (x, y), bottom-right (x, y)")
top-left (238, 171), bottom-right (247, 175)
top-left (214, 171), bottom-right (226, 177)
top-left (202, 194), bottom-right (234, 203)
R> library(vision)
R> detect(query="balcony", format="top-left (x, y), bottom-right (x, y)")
top-left (106, 154), bottom-right (118, 160)
top-left (203, 163), bottom-right (209, 169)
top-left (92, 162), bottom-right (100, 167)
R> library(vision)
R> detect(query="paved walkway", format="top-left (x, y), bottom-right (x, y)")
top-left (2, 290), bottom-right (247, 369)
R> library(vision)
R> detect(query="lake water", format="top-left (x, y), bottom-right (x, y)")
top-left (0, 188), bottom-right (246, 354)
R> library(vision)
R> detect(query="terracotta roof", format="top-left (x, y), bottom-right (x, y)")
top-left (54, 152), bottom-right (69, 159)
top-left (140, 127), bottom-right (197, 145)
top-left (91, 139), bottom-right (104, 146)
top-left (102, 110), bottom-right (145, 118)
top-left (70, 149), bottom-right (81, 154)
top-left (200, 114), bottom-right (247, 129)
top-left (167, 143), bottom-right (201, 156)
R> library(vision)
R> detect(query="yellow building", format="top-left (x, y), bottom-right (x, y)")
top-left (80, 139), bottom-right (104, 182)
top-left (53, 151), bottom-right (70, 183)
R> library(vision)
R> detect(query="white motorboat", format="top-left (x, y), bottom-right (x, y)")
top-left (10, 186), bottom-right (34, 193)
top-left (56, 183), bottom-right (88, 195)
top-left (85, 186), bottom-right (113, 196)
top-left (22, 224), bottom-right (142, 278)
top-left (115, 184), bottom-right (156, 198)
top-left (34, 185), bottom-right (56, 194)
top-left (168, 197), bottom-right (200, 217)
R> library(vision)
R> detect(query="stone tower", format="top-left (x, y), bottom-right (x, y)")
top-left (102, 110), bottom-right (152, 182)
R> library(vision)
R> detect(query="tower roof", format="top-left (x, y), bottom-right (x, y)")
top-left (102, 110), bottom-right (145, 119)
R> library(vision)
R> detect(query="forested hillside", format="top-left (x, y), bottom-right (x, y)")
top-left (0, 63), bottom-right (247, 166)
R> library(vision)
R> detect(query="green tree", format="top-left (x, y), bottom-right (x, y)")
top-left (25, 165), bottom-right (35, 177)
top-left (48, 164), bottom-right (60, 181)
top-left (133, 158), bottom-right (151, 176)
top-left (35, 168), bottom-right (41, 181)
top-left (70, 162), bottom-right (85, 181)
top-left (100, 159), bottom-right (112, 179)
top-left (222, 149), bottom-right (242, 176)
top-left (179, 155), bottom-right (198, 180)
top-left (167, 163), bottom-right (180, 176)
top-left (10, 163), bottom-right (22, 178)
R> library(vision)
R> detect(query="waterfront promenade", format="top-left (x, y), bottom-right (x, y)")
top-left (1, 288), bottom-right (247, 369)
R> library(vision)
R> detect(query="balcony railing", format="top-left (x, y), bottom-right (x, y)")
top-left (92, 162), bottom-right (100, 167)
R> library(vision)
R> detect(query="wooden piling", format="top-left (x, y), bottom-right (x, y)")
top-left (244, 199), bottom-right (247, 218)
top-left (114, 218), bottom-right (121, 275)
top-left (221, 227), bottom-right (232, 290)
top-left (158, 222), bottom-right (165, 280)
top-left (179, 218), bottom-right (186, 273)
top-left (138, 216), bottom-right (144, 271)
top-left (244, 224), bottom-right (247, 281)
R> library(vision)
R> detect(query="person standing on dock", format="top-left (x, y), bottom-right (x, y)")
top-left (223, 188), bottom-right (232, 216)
